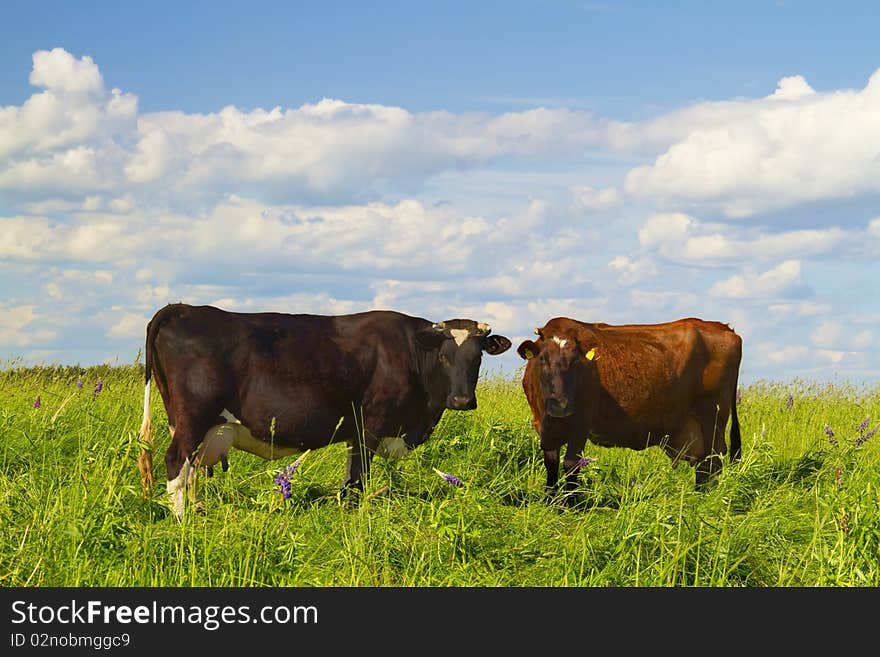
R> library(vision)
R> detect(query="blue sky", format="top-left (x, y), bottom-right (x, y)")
top-left (1, 1), bottom-right (879, 384)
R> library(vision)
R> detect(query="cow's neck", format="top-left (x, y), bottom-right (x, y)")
top-left (416, 348), bottom-right (449, 413)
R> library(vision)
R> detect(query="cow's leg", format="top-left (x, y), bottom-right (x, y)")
top-left (695, 402), bottom-right (730, 487)
top-left (539, 417), bottom-right (567, 498)
top-left (341, 440), bottom-right (373, 501)
top-left (340, 420), bottom-right (381, 504)
top-left (666, 415), bottom-right (703, 469)
top-left (165, 417), bottom-right (212, 519)
top-left (562, 435), bottom-right (588, 496)
top-left (543, 446), bottom-right (560, 492)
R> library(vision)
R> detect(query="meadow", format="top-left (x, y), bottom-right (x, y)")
top-left (1, 362), bottom-right (878, 587)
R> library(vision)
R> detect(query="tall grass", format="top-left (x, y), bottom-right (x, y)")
top-left (1, 365), bottom-right (878, 586)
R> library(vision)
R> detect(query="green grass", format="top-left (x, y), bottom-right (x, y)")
top-left (1, 365), bottom-right (879, 586)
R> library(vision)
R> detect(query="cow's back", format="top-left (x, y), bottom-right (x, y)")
top-left (586, 319), bottom-right (739, 427)
top-left (524, 317), bottom-right (741, 443)
top-left (148, 304), bottom-right (430, 445)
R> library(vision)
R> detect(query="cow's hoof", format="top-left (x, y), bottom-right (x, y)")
top-left (337, 487), bottom-right (361, 509)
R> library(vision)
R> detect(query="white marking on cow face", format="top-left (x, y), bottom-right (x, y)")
top-left (450, 328), bottom-right (470, 346)
top-left (552, 336), bottom-right (569, 348)
top-left (376, 436), bottom-right (409, 460)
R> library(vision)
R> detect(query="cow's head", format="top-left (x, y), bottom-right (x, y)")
top-left (517, 322), bottom-right (598, 418)
top-left (416, 319), bottom-right (511, 410)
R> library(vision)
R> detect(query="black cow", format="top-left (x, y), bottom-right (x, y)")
top-left (137, 303), bottom-right (511, 517)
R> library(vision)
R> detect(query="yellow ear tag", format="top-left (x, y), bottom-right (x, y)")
top-left (585, 348), bottom-right (597, 361)
top-left (524, 349), bottom-right (535, 359)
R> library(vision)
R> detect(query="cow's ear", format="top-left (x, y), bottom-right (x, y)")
top-left (517, 339), bottom-right (539, 360)
top-left (484, 334), bottom-right (511, 355)
top-left (416, 327), bottom-right (446, 350)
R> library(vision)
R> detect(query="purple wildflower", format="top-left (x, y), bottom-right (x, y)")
top-left (857, 417), bottom-right (870, 434)
top-left (786, 393), bottom-right (793, 411)
top-left (824, 424), bottom-right (837, 444)
top-left (577, 456), bottom-right (596, 468)
top-left (93, 380), bottom-right (103, 397)
top-left (432, 467), bottom-right (464, 488)
top-left (76, 379), bottom-right (83, 389)
top-left (273, 450), bottom-right (310, 500)
top-left (855, 425), bottom-right (877, 447)
top-left (33, 395), bottom-right (41, 409)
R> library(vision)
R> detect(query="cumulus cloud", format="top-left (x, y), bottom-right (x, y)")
top-left (607, 255), bottom-right (657, 285)
top-left (0, 304), bottom-right (57, 347)
top-left (623, 70), bottom-right (880, 216)
top-left (572, 185), bottom-right (621, 211)
top-left (709, 260), bottom-right (805, 298)
top-left (811, 320), bottom-right (875, 351)
top-left (768, 301), bottom-right (832, 317)
top-left (0, 49), bottom-right (623, 206)
top-left (811, 320), bottom-right (844, 349)
top-left (107, 311), bottom-right (150, 339)
top-left (2, 48), bottom-right (879, 383)
top-left (636, 212), bottom-right (850, 266)
top-left (1, 48), bottom-right (137, 164)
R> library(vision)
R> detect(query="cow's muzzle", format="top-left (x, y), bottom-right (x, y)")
top-left (546, 399), bottom-right (574, 418)
top-left (447, 395), bottom-right (477, 411)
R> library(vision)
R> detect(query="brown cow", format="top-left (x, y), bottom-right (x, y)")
top-left (517, 317), bottom-right (742, 498)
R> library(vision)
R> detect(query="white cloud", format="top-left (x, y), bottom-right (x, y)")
top-left (29, 48), bottom-right (104, 96)
top-left (852, 330), bottom-right (875, 350)
top-left (637, 212), bottom-right (694, 248)
top-left (709, 260), bottom-right (804, 298)
top-left (623, 70), bottom-right (880, 216)
top-left (768, 302), bottom-right (832, 317)
top-left (811, 320), bottom-right (844, 348)
top-left (0, 304), bottom-right (57, 347)
top-left (572, 185), bottom-right (621, 211)
top-left (1, 49), bottom-right (136, 163)
top-left (1, 49), bottom-right (879, 383)
top-left (759, 343), bottom-right (811, 365)
top-left (628, 290), bottom-right (699, 313)
top-left (107, 311), bottom-right (150, 339)
top-left (607, 255), bottom-right (657, 286)
top-left (636, 212), bottom-right (849, 266)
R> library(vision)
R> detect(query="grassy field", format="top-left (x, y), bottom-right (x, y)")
top-left (1, 363), bottom-right (878, 587)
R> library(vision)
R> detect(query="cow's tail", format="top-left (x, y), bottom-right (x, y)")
top-left (137, 321), bottom-right (156, 498)
top-left (729, 394), bottom-right (742, 463)
top-left (137, 308), bottom-right (172, 498)
top-left (728, 351), bottom-right (742, 463)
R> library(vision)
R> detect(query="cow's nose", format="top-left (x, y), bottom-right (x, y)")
top-left (547, 398), bottom-right (573, 418)
top-left (448, 395), bottom-right (476, 410)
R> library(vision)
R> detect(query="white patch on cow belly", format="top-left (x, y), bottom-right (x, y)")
top-left (211, 410), bottom-right (302, 460)
top-left (376, 436), bottom-right (409, 459)
top-left (552, 336), bottom-right (568, 348)
top-left (231, 426), bottom-right (302, 460)
top-left (196, 424), bottom-right (235, 468)
top-left (450, 328), bottom-right (470, 346)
